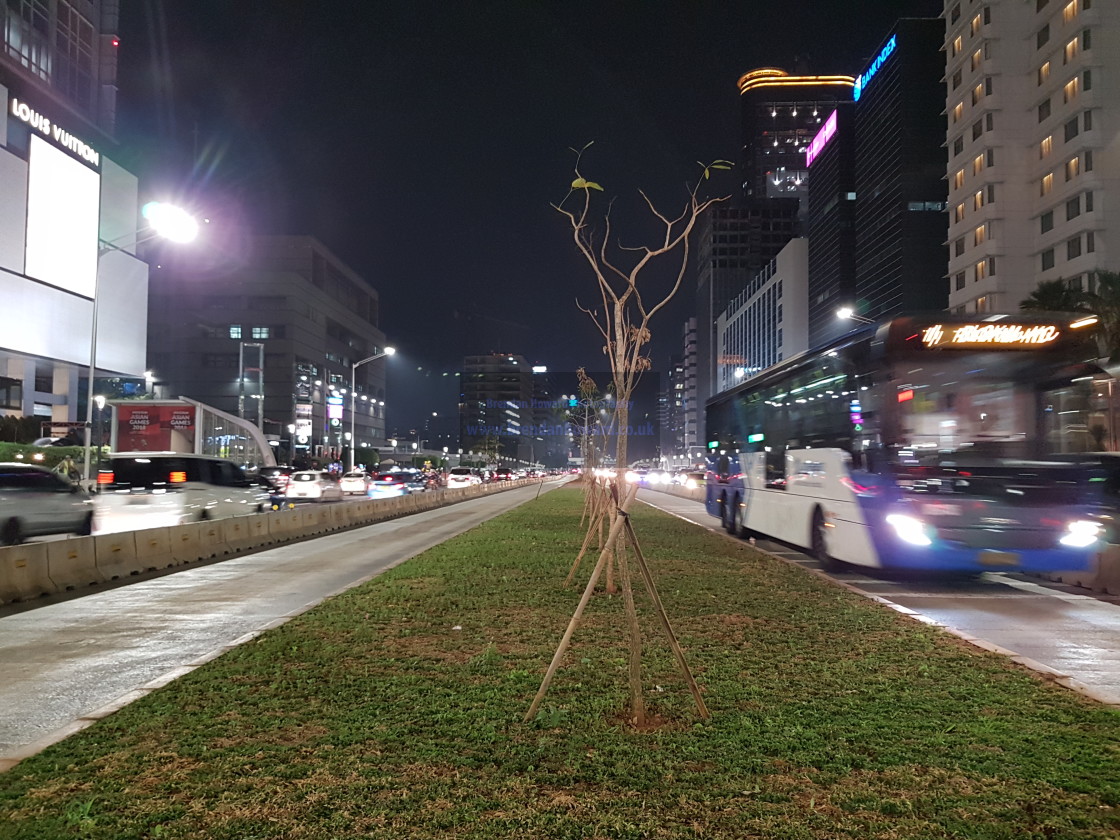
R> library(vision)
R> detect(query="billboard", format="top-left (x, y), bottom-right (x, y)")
top-left (116, 405), bottom-right (196, 452)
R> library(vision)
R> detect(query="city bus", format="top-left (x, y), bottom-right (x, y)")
top-left (704, 313), bottom-right (1114, 573)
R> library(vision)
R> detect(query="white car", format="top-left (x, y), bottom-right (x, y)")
top-left (95, 453), bottom-right (268, 532)
top-left (286, 471), bottom-right (344, 502)
top-left (0, 463), bottom-right (95, 544)
top-left (445, 467), bottom-right (481, 489)
top-left (339, 471), bottom-right (372, 495)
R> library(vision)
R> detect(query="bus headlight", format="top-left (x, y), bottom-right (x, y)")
top-left (1060, 520), bottom-right (1102, 548)
top-left (885, 513), bottom-right (932, 547)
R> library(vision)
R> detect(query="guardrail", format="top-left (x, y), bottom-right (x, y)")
top-left (0, 479), bottom-right (544, 605)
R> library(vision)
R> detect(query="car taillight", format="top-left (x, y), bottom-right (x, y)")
top-left (169, 471), bottom-right (187, 483)
top-left (97, 471), bottom-right (114, 485)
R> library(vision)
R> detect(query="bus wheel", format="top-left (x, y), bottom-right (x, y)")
top-left (729, 499), bottom-right (744, 539)
top-left (811, 508), bottom-right (842, 572)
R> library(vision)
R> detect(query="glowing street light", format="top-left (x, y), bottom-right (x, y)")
top-left (349, 346), bottom-right (395, 470)
top-left (836, 306), bottom-right (875, 325)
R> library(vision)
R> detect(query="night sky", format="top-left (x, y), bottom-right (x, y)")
top-left (115, 0), bottom-right (943, 431)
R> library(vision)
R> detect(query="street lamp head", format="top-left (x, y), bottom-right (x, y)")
top-left (384, 346), bottom-right (396, 356)
top-left (836, 307), bottom-right (854, 320)
top-left (141, 201), bottom-right (199, 244)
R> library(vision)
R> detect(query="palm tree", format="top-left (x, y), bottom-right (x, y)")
top-left (1086, 270), bottom-right (1120, 362)
top-left (1019, 278), bottom-right (1090, 313)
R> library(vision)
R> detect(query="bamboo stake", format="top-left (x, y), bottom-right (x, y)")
top-left (622, 513), bottom-right (710, 719)
top-left (616, 536), bottom-right (646, 725)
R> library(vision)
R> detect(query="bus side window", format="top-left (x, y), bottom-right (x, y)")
top-left (765, 448), bottom-right (786, 490)
top-left (717, 455), bottom-right (731, 480)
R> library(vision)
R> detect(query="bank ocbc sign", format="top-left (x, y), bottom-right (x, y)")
top-left (921, 323), bottom-right (1061, 349)
top-left (9, 97), bottom-right (100, 167)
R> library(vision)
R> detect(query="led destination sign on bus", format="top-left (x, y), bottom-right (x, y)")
top-left (921, 323), bottom-right (1061, 349)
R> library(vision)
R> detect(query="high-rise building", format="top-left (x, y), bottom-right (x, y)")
top-left (852, 19), bottom-right (948, 322)
top-left (459, 353), bottom-right (532, 465)
top-left (147, 236), bottom-right (389, 464)
top-left (1, 2), bottom-right (147, 429)
top-left (945, 0), bottom-right (1116, 313)
top-left (805, 104), bottom-right (857, 347)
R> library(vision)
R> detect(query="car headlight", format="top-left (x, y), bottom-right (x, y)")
top-left (685, 478), bottom-right (697, 489)
top-left (1059, 520), bottom-right (1101, 548)
top-left (885, 513), bottom-right (932, 547)
top-left (624, 471), bottom-right (640, 483)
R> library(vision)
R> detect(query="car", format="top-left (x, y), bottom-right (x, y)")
top-left (493, 467), bottom-right (514, 481)
top-left (258, 466), bottom-right (296, 494)
top-left (0, 463), bottom-right (95, 544)
top-left (286, 470), bottom-right (344, 502)
top-left (339, 471), bottom-right (372, 495)
top-left (95, 453), bottom-right (270, 531)
top-left (446, 467), bottom-right (481, 489)
top-left (369, 472), bottom-right (408, 498)
top-left (404, 472), bottom-right (439, 493)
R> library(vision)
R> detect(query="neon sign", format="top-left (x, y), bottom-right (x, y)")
top-left (921, 323), bottom-right (1061, 349)
top-left (805, 110), bottom-right (838, 167)
top-left (9, 97), bottom-right (100, 166)
top-left (853, 34), bottom-right (897, 102)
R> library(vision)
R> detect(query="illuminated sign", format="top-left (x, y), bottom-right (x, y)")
top-left (747, 433), bottom-right (765, 443)
top-left (327, 395), bottom-right (344, 420)
top-left (805, 110), bottom-right (838, 167)
top-left (921, 323), bottom-right (1061, 349)
top-left (10, 97), bottom-right (100, 166)
top-left (853, 34), bottom-right (897, 102)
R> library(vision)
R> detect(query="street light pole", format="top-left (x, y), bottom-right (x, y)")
top-left (349, 346), bottom-right (395, 471)
top-left (82, 202), bottom-right (199, 484)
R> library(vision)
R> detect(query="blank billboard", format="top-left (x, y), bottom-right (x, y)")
top-left (24, 135), bottom-right (100, 298)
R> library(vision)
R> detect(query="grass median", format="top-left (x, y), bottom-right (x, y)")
top-left (2, 486), bottom-right (1119, 839)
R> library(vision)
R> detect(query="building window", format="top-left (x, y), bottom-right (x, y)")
top-left (975, 295), bottom-right (992, 313)
top-left (1085, 190), bottom-right (1093, 211)
top-left (985, 112), bottom-right (994, 131)
top-left (1067, 196), bottom-right (1081, 220)
top-left (1040, 135), bottom-right (1053, 158)
top-left (972, 49), bottom-right (982, 71)
top-left (1084, 110), bottom-right (1092, 131)
top-left (1037, 0), bottom-right (1049, 9)
top-left (972, 82), bottom-right (984, 105)
top-left (952, 34), bottom-right (963, 56)
top-left (1042, 248), bottom-right (1055, 270)
top-left (986, 148), bottom-right (995, 167)
top-left (973, 190), bottom-right (985, 211)
top-left (1068, 236), bottom-right (1082, 260)
top-left (229, 325), bottom-right (242, 339)
top-left (1082, 28), bottom-right (1091, 50)
top-left (1041, 172), bottom-right (1053, 195)
top-left (973, 154), bottom-right (984, 175)
top-left (974, 224), bottom-right (987, 246)
top-left (1083, 69), bottom-right (1092, 91)
top-left (955, 271), bottom-right (966, 291)
top-left (955, 237), bottom-right (966, 257)
top-left (955, 203), bottom-right (966, 223)
top-left (1039, 99), bottom-right (1051, 122)
top-left (953, 135), bottom-right (965, 156)
top-left (987, 184), bottom-right (996, 203)
top-left (251, 326), bottom-right (270, 339)
top-left (1063, 0), bottom-right (1077, 23)
top-left (971, 13), bottom-right (982, 35)
top-left (1063, 76), bottom-right (1079, 103)
top-left (1066, 156), bottom-right (1080, 180)
top-left (1037, 24), bottom-right (1050, 49)
top-left (975, 260), bottom-right (987, 282)
top-left (1087, 231), bottom-right (1095, 253)
top-left (972, 120), bottom-right (983, 140)
top-left (984, 6), bottom-right (991, 24)
top-left (953, 69), bottom-right (962, 90)
top-left (1064, 38), bottom-right (1079, 64)
top-left (1041, 210), bottom-right (1054, 233)
top-left (985, 77), bottom-right (993, 96)
top-left (953, 169), bottom-right (965, 190)
top-left (952, 102), bottom-right (964, 123)
top-left (1064, 117), bottom-right (1079, 142)
top-left (1038, 61), bottom-right (1050, 85)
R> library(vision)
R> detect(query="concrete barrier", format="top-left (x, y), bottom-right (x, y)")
top-left (0, 542), bottom-right (54, 602)
top-left (1098, 545), bottom-right (1120, 595)
top-left (220, 515), bottom-right (257, 553)
top-left (197, 519), bottom-right (227, 558)
top-left (93, 531), bottom-right (142, 580)
top-left (267, 510), bottom-right (301, 542)
top-left (170, 521), bottom-right (205, 565)
top-left (133, 526), bottom-right (176, 571)
top-left (47, 537), bottom-right (102, 592)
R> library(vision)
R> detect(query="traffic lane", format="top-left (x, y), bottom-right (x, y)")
top-left (0, 481), bottom-right (563, 760)
top-left (638, 488), bottom-right (1120, 705)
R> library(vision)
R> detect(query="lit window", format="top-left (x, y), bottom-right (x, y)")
top-left (1038, 61), bottom-right (1050, 85)
top-left (972, 154), bottom-right (984, 175)
top-left (971, 13), bottom-right (982, 35)
top-left (1063, 76), bottom-right (1079, 103)
top-left (975, 295), bottom-right (991, 313)
top-left (953, 35), bottom-right (963, 56)
top-left (974, 224), bottom-right (987, 246)
top-left (251, 326), bottom-right (270, 339)
top-left (973, 190), bottom-right (984, 211)
top-left (975, 259), bottom-right (987, 281)
top-left (1040, 135), bottom-right (1053, 158)
top-left (955, 203), bottom-right (966, 223)
top-left (972, 49), bottom-right (982, 71)
top-left (972, 82), bottom-right (984, 105)
top-left (229, 325), bottom-right (242, 339)
top-left (953, 169), bottom-right (965, 190)
top-left (1066, 156), bottom-right (1080, 180)
top-left (952, 102), bottom-right (964, 123)
top-left (1064, 38), bottom-right (1079, 64)
top-left (1063, 0), bottom-right (1077, 23)
top-left (1041, 172), bottom-right (1054, 195)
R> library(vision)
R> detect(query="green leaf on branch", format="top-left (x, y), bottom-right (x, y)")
top-left (571, 178), bottom-right (603, 191)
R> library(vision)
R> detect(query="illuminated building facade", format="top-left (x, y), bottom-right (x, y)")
top-left (853, 18), bottom-right (947, 323)
top-left (0, 2), bottom-right (148, 426)
top-left (459, 353), bottom-right (532, 464)
top-left (944, 0), bottom-right (1118, 313)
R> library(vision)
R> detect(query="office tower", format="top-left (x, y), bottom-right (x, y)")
top-left (945, 0), bottom-right (1117, 312)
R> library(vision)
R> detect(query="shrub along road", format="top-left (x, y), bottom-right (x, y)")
top-left (1, 486), bottom-right (1118, 838)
